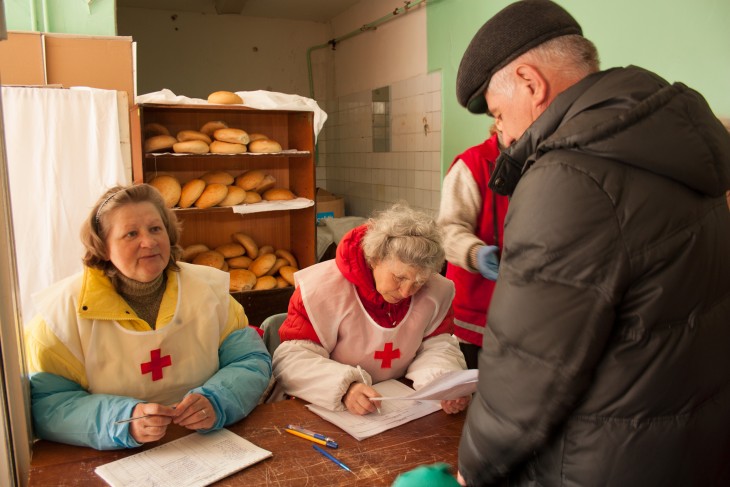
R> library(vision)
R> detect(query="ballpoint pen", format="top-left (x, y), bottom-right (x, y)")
top-left (285, 428), bottom-right (338, 448)
top-left (357, 365), bottom-right (382, 414)
top-left (313, 444), bottom-right (353, 473)
top-left (287, 424), bottom-right (339, 448)
top-left (114, 405), bottom-right (176, 424)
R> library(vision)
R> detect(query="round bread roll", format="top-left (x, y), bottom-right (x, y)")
top-left (232, 232), bottom-right (258, 259)
top-left (265, 257), bottom-right (289, 276)
top-left (208, 91), bottom-right (243, 105)
top-left (221, 261), bottom-right (229, 272)
top-left (219, 185), bottom-right (246, 206)
top-left (275, 249), bottom-right (299, 268)
top-left (210, 140), bottom-right (247, 154)
top-left (173, 140), bottom-right (209, 154)
top-left (179, 178), bottom-right (206, 208)
top-left (200, 120), bottom-right (229, 137)
top-left (263, 188), bottom-right (296, 201)
top-left (144, 134), bottom-right (177, 153)
top-left (182, 243), bottom-right (209, 262)
top-left (254, 174), bottom-right (277, 194)
top-left (144, 122), bottom-right (170, 138)
top-left (192, 250), bottom-right (225, 269)
top-left (276, 276), bottom-right (290, 288)
top-left (229, 269), bottom-right (257, 292)
top-left (249, 253), bottom-right (277, 277)
top-left (200, 170), bottom-right (234, 185)
top-left (176, 130), bottom-right (212, 144)
top-left (279, 266), bottom-right (297, 286)
top-left (258, 245), bottom-right (274, 256)
top-left (194, 183), bottom-right (228, 209)
top-left (214, 128), bottom-right (250, 145)
top-left (148, 175), bottom-right (181, 208)
top-left (248, 139), bottom-right (282, 153)
top-left (215, 242), bottom-right (245, 258)
top-left (253, 275), bottom-right (277, 291)
top-left (248, 133), bottom-right (269, 142)
top-left (234, 170), bottom-right (266, 191)
top-left (227, 255), bottom-right (253, 269)
top-left (243, 191), bottom-right (262, 204)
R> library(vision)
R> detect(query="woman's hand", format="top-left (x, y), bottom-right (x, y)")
top-left (172, 393), bottom-right (216, 430)
top-left (441, 395), bottom-right (470, 414)
top-left (128, 402), bottom-right (175, 444)
top-left (343, 382), bottom-right (382, 415)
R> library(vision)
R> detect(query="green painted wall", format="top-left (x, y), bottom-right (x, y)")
top-left (428, 0), bottom-right (730, 173)
top-left (5, 0), bottom-right (115, 35)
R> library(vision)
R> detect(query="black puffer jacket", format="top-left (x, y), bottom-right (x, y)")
top-left (458, 66), bottom-right (730, 486)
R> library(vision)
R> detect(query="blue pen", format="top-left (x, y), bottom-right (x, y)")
top-left (287, 424), bottom-right (339, 448)
top-left (313, 444), bottom-right (353, 473)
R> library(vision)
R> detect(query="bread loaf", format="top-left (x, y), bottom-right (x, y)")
top-left (200, 170), bottom-right (234, 185)
top-left (173, 140), bottom-right (209, 154)
top-left (207, 91), bottom-right (243, 104)
top-left (248, 133), bottom-right (269, 142)
top-left (176, 130), bottom-right (212, 144)
top-left (194, 183), bottom-right (228, 209)
top-left (144, 135), bottom-right (177, 153)
top-left (215, 242), bottom-right (245, 258)
top-left (243, 191), bottom-right (262, 204)
top-left (254, 174), bottom-right (276, 194)
top-left (263, 188), bottom-right (296, 201)
top-left (144, 123), bottom-right (170, 138)
top-left (200, 120), bottom-right (229, 138)
top-left (179, 179), bottom-right (206, 208)
top-left (192, 250), bottom-right (225, 269)
top-left (148, 175), bottom-right (181, 208)
top-left (182, 243), bottom-right (209, 262)
top-left (213, 128), bottom-right (250, 145)
top-left (227, 255), bottom-right (253, 269)
top-left (253, 275), bottom-right (277, 291)
top-left (275, 249), bottom-right (299, 268)
top-left (249, 253), bottom-right (277, 277)
top-left (279, 266), bottom-right (297, 286)
top-left (218, 185), bottom-right (246, 206)
top-left (234, 170), bottom-right (266, 191)
top-left (265, 257), bottom-right (289, 276)
top-left (258, 245), bottom-right (274, 256)
top-left (276, 276), bottom-right (290, 288)
top-left (229, 269), bottom-right (257, 292)
top-left (210, 140), bottom-right (247, 154)
top-left (249, 139), bottom-right (282, 153)
top-left (232, 232), bottom-right (258, 259)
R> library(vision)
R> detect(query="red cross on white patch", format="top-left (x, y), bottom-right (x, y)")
top-left (374, 342), bottom-right (401, 368)
top-left (140, 348), bottom-right (172, 381)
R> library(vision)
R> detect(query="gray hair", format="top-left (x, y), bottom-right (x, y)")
top-left (489, 34), bottom-right (600, 97)
top-left (361, 203), bottom-right (445, 273)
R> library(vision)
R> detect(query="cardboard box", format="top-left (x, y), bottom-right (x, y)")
top-left (316, 188), bottom-right (345, 224)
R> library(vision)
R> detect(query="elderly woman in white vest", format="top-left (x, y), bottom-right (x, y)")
top-left (24, 184), bottom-right (272, 450)
top-left (273, 203), bottom-right (469, 415)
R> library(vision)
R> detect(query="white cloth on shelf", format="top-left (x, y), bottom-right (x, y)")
top-left (2, 86), bottom-right (129, 323)
top-left (135, 89), bottom-right (327, 142)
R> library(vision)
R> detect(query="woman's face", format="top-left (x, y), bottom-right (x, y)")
top-left (104, 201), bottom-right (171, 282)
top-left (371, 257), bottom-right (432, 304)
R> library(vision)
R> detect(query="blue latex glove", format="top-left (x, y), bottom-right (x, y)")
top-left (477, 245), bottom-right (500, 281)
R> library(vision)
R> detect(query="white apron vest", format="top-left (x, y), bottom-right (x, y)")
top-left (296, 260), bottom-right (454, 383)
top-left (37, 263), bottom-right (228, 405)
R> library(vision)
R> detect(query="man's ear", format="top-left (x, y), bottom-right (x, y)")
top-left (515, 64), bottom-right (548, 113)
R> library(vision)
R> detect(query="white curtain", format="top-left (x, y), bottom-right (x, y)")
top-left (2, 86), bottom-right (129, 324)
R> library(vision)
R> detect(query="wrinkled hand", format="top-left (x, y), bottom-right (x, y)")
top-left (128, 402), bottom-right (175, 444)
top-left (477, 245), bottom-right (500, 281)
top-left (172, 393), bottom-right (216, 430)
top-left (441, 395), bottom-right (470, 414)
top-left (343, 382), bottom-right (382, 415)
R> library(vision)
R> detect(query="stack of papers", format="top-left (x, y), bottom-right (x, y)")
top-left (95, 429), bottom-right (271, 487)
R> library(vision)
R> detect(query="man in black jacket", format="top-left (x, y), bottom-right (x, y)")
top-left (455, 1), bottom-right (730, 485)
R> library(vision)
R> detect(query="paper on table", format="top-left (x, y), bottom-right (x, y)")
top-left (374, 369), bottom-right (478, 401)
top-left (305, 379), bottom-right (441, 441)
top-left (94, 429), bottom-right (271, 487)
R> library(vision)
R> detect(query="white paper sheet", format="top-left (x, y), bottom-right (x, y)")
top-left (94, 429), bottom-right (271, 487)
top-left (375, 369), bottom-right (478, 401)
top-left (305, 380), bottom-right (441, 441)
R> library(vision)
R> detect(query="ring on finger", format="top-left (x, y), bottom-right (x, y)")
top-left (201, 409), bottom-right (207, 418)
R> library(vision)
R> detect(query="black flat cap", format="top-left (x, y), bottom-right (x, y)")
top-left (457, 0), bottom-right (582, 114)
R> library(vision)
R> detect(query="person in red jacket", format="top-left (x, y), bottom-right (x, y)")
top-left (437, 125), bottom-right (511, 368)
top-left (272, 203), bottom-right (469, 415)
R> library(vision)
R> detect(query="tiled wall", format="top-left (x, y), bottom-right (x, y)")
top-left (317, 71), bottom-right (442, 218)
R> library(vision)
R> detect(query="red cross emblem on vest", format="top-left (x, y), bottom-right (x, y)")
top-left (140, 348), bottom-right (172, 381)
top-left (374, 342), bottom-right (400, 368)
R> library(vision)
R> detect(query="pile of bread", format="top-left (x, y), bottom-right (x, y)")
top-left (149, 170), bottom-right (297, 209)
top-left (182, 232), bottom-right (299, 292)
top-left (143, 120), bottom-right (283, 155)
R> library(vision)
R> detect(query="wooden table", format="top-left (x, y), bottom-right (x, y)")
top-left (28, 399), bottom-right (465, 486)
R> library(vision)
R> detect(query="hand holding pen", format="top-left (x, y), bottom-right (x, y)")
top-left (124, 402), bottom-right (176, 444)
top-left (342, 365), bottom-right (382, 415)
